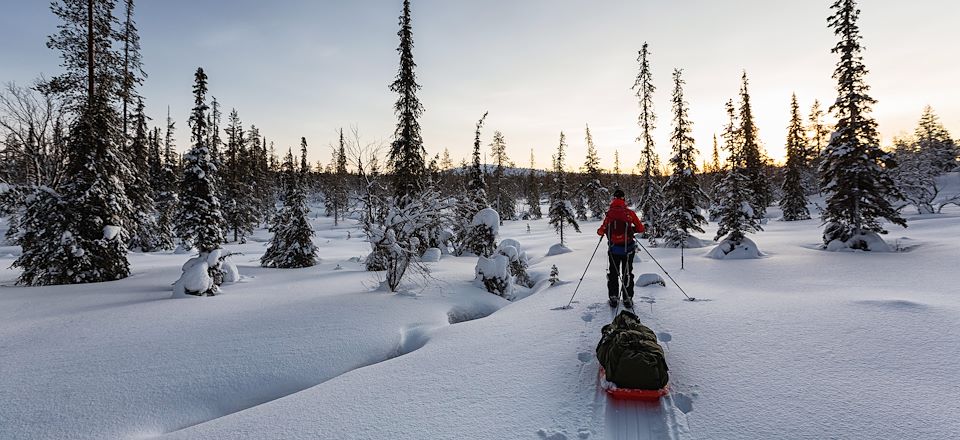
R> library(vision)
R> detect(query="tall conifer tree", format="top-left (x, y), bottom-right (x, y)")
top-left (661, 69), bottom-right (707, 248)
top-left (387, 0), bottom-right (426, 204)
top-left (738, 72), bottom-right (772, 219)
top-left (632, 43), bottom-right (665, 237)
top-left (175, 68), bottom-right (225, 252)
top-left (780, 94), bottom-right (812, 221)
top-left (820, 0), bottom-right (905, 248)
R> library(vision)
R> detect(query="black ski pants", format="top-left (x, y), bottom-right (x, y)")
top-left (607, 251), bottom-right (635, 300)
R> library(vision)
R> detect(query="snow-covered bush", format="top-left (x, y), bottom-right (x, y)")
top-left (364, 189), bottom-right (454, 292)
top-left (497, 239), bottom-right (533, 288)
top-left (823, 227), bottom-right (893, 252)
top-left (549, 265), bottom-right (560, 286)
top-left (475, 254), bottom-right (513, 298)
top-left (465, 208), bottom-right (499, 257)
top-left (173, 249), bottom-right (239, 297)
top-left (706, 237), bottom-right (764, 260)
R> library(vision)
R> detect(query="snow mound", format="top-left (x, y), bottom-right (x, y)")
top-left (421, 248), bottom-right (442, 263)
top-left (707, 237), bottom-right (764, 259)
top-left (683, 236), bottom-right (712, 248)
top-left (471, 208), bottom-right (500, 235)
top-left (546, 243), bottom-right (572, 256)
top-left (221, 256), bottom-right (240, 283)
top-left (172, 256), bottom-right (214, 298)
top-left (825, 231), bottom-right (893, 252)
top-left (637, 273), bottom-right (666, 287)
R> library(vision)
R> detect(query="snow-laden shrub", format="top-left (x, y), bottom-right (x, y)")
top-left (706, 237), bottom-right (764, 260)
top-left (173, 249), bottom-right (240, 297)
top-left (466, 208), bottom-right (499, 257)
top-left (475, 253), bottom-right (513, 298)
top-left (549, 265), bottom-right (560, 286)
top-left (824, 228), bottom-right (892, 252)
top-left (497, 239), bottom-right (533, 288)
top-left (363, 189), bottom-right (455, 291)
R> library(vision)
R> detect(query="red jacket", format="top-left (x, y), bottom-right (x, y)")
top-left (597, 198), bottom-right (645, 244)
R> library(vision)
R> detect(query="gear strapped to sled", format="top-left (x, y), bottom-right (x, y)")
top-left (596, 310), bottom-right (669, 396)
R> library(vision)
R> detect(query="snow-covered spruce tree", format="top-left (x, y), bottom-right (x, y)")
top-left (661, 69), bottom-right (707, 248)
top-left (548, 132), bottom-right (581, 246)
top-left (914, 106), bottom-right (958, 172)
top-left (126, 98), bottom-right (160, 251)
top-left (173, 68), bottom-right (229, 296)
top-left (325, 130), bottom-right (350, 226)
top-left (489, 130), bottom-right (516, 223)
top-left (573, 190), bottom-right (588, 222)
top-left (453, 113), bottom-right (491, 256)
top-left (713, 99), bottom-right (762, 255)
top-left (632, 43), bottom-right (666, 239)
top-left (151, 109), bottom-right (178, 250)
top-left (119, 0), bottom-right (145, 146)
top-left (469, 207), bottom-right (499, 258)
top-left (803, 100), bottom-right (832, 194)
top-left (222, 109), bottom-right (258, 243)
top-left (820, 0), bottom-right (905, 250)
top-left (612, 149), bottom-right (622, 187)
top-left (525, 149), bottom-right (543, 220)
top-left (12, 187), bottom-right (84, 286)
top-left (261, 149), bottom-right (318, 268)
top-left (780, 94), bottom-right (812, 221)
top-left (738, 72), bottom-right (772, 219)
top-left (26, 0), bottom-right (136, 284)
top-left (387, 0), bottom-right (427, 206)
top-left (582, 125), bottom-right (609, 220)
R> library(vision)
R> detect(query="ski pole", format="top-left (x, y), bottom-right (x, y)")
top-left (563, 235), bottom-right (605, 309)
top-left (637, 241), bottom-right (697, 302)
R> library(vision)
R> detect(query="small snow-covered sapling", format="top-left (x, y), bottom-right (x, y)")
top-left (549, 265), bottom-right (559, 286)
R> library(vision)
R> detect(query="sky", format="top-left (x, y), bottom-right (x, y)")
top-left (1, 0), bottom-right (958, 171)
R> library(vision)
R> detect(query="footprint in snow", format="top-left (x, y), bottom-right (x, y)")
top-left (580, 312), bottom-right (594, 323)
top-left (536, 429), bottom-right (568, 440)
top-left (577, 352), bottom-right (593, 363)
top-left (673, 392), bottom-right (694, 414)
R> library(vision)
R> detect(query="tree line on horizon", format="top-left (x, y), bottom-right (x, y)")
top-left (0, 0), bottom-right (958, 292)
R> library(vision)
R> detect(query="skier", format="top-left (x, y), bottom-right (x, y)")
top-left (597, 189), bottom-right (645, 308)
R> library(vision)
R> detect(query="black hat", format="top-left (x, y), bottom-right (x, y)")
top-left (613, 189), bottom-right (625, 199)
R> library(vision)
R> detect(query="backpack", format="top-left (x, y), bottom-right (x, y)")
top-left (596, 310), bottom-right (669, 390)
top-left (605, 206), bottom-right (637, 249)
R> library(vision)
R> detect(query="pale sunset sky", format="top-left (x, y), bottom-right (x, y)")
top-left (1, 0), bottom-right (957, 171)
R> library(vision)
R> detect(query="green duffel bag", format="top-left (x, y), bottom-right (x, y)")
top-left (596, 310), bottom-right (669, 390)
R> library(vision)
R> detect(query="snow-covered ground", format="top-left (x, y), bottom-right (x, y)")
top-left (2, 188), bottom-right (960, 439)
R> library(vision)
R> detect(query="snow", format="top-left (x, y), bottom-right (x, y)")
top-left (546, 243), bottom-right (573, 256)
top-left (102, 225), bottom-right (122, 240)
top-left (636, 273), bottom-right (666, 287)
top-left (2, 204), bottom-right (960, 439)
top-left (706, 237), bottom-right (764, 259)
top-left (172, 255), bottom-right (214, 297)
top-left (420, 247), bottom-right (442, 262)
top-left (471, 207), bottom-right (500, 236)
top-left (825, 230), bottom-right (893, 252)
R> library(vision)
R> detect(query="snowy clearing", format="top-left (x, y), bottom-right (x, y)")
top-left (2, 202), bottom-right (960, 439)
